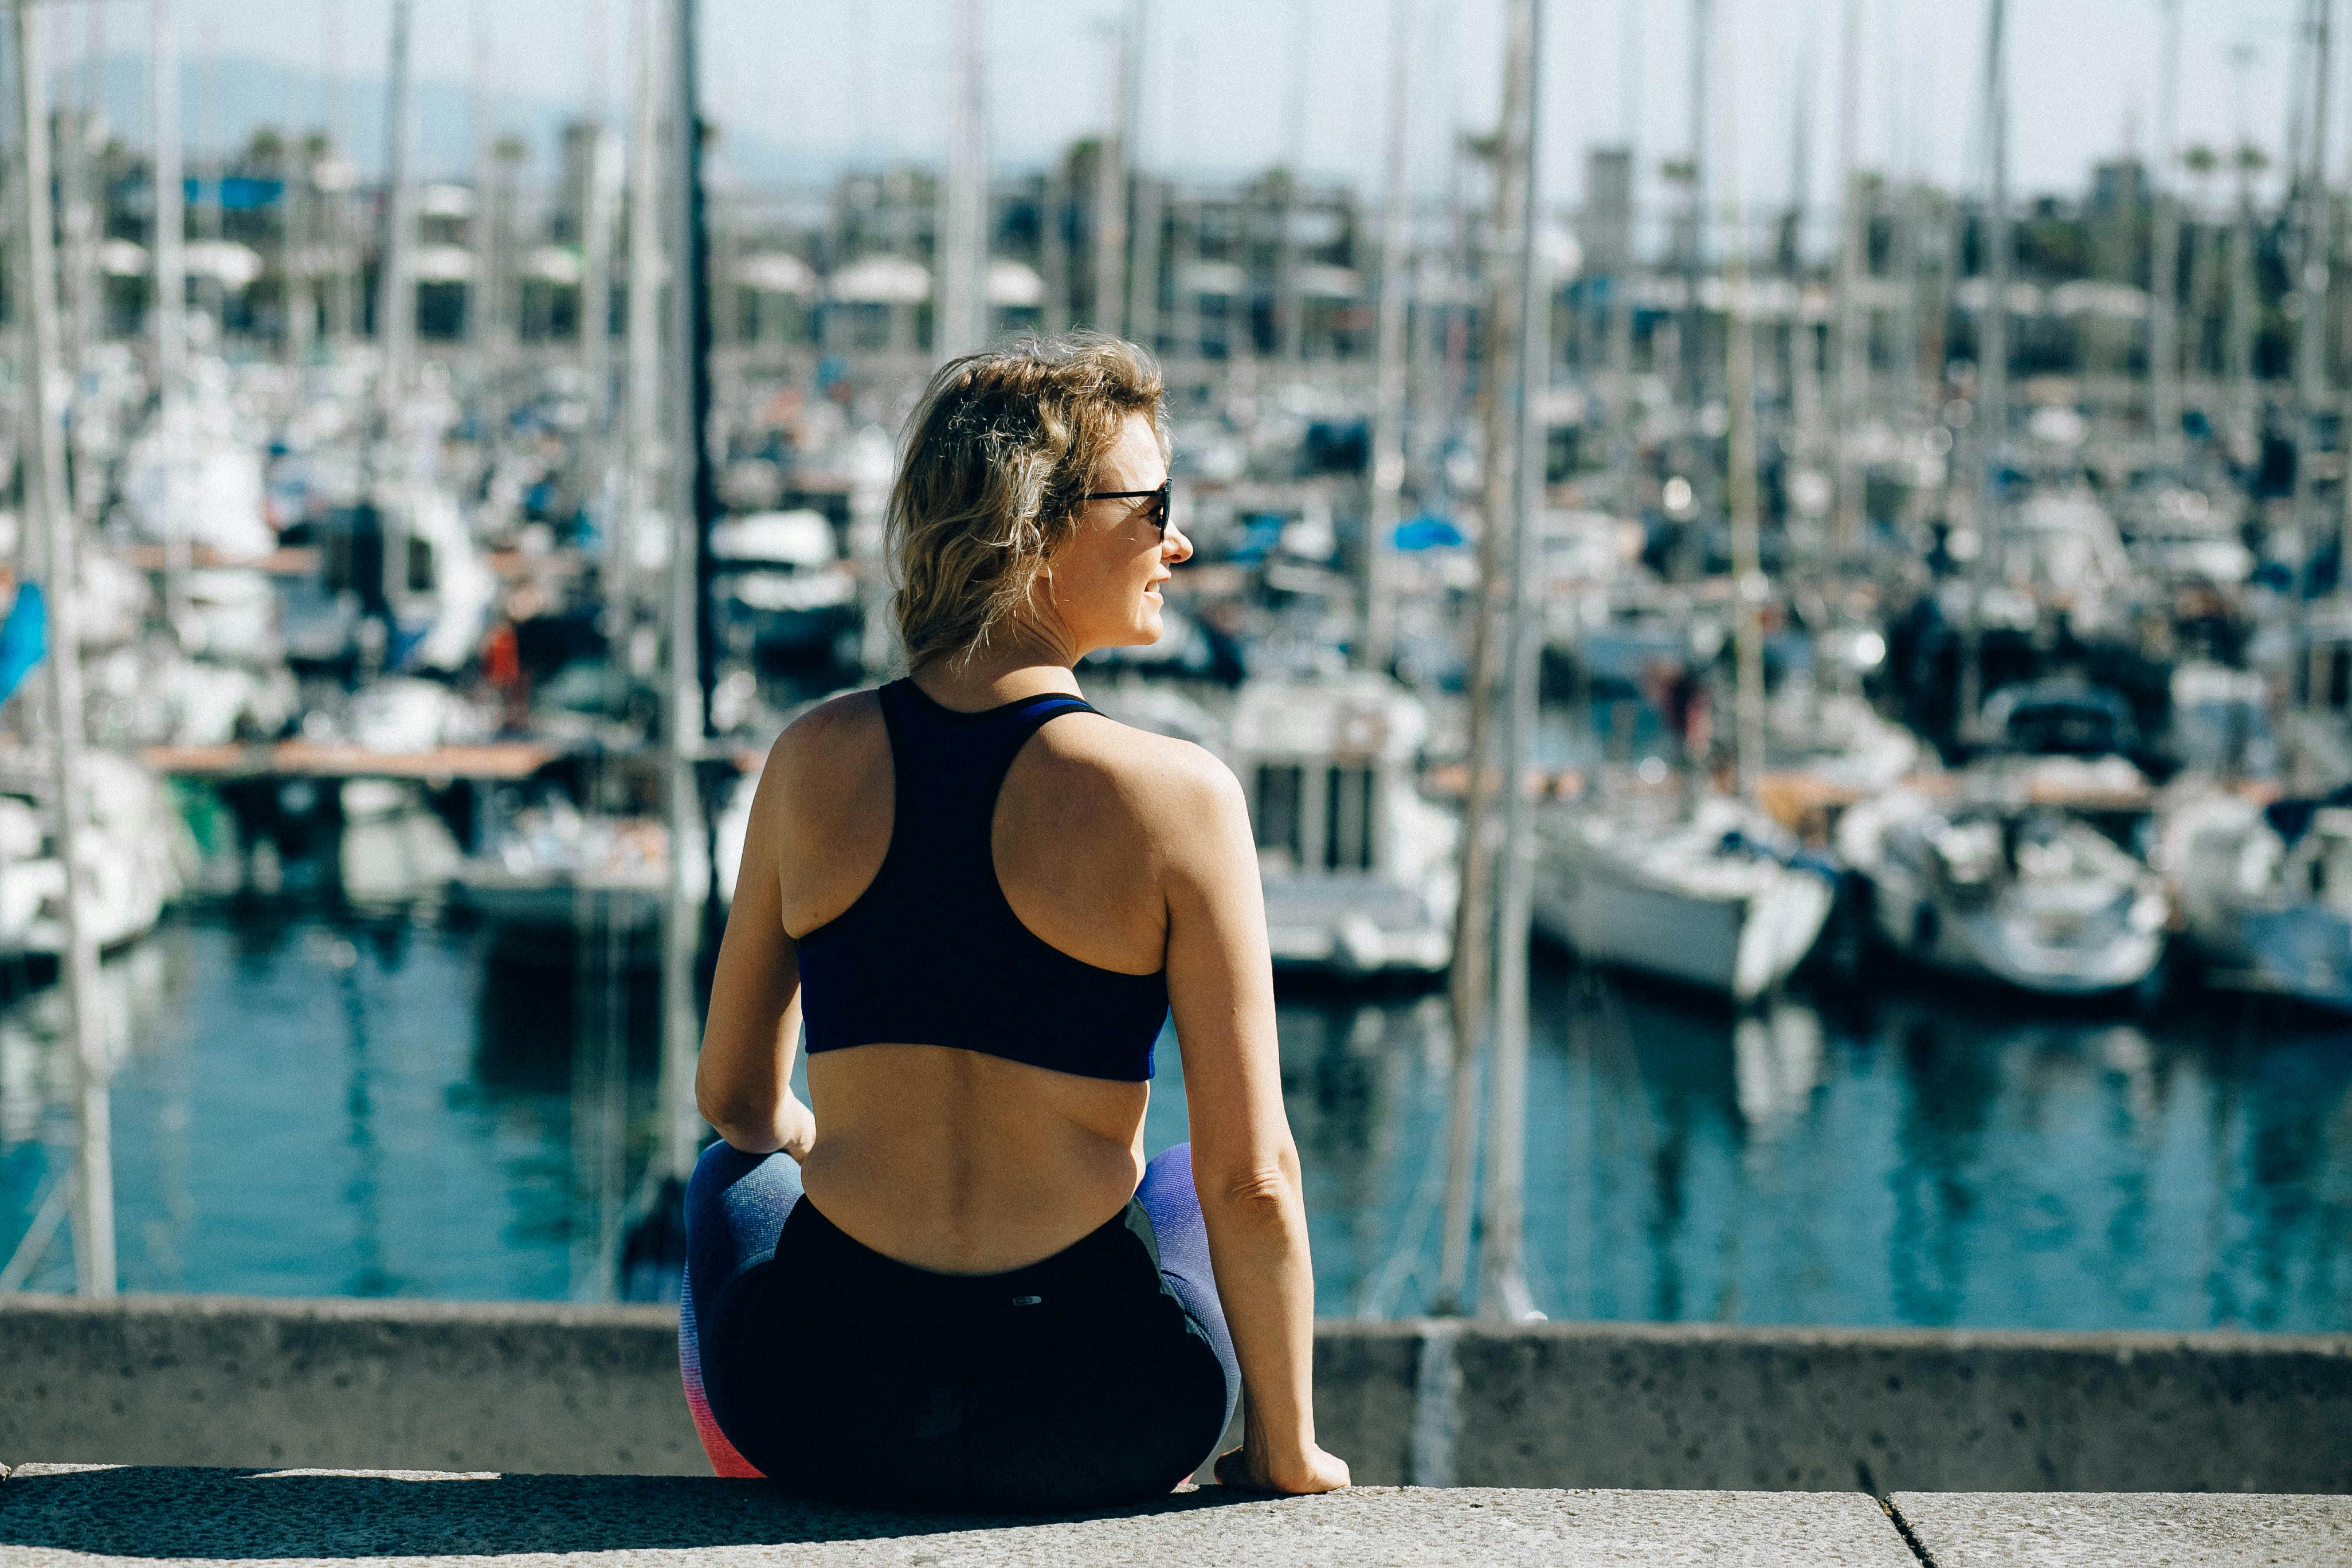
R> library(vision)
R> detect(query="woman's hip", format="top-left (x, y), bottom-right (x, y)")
top-left (685, 1173), bottom-right (1228, 1508)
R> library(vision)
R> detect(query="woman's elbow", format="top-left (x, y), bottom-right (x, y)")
top-left (1203, 1150), bottom-right (1304, 1216)
top-left (701, 1111), bottom-right (784, 1155)
top-left (696, 1079), bottom-right (781, 1153)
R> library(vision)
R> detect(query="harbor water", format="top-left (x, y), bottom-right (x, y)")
top-left (3, 907), bottom-right (2344, 1331)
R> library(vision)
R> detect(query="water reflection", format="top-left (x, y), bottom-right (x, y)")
top-left (0, 914), bottom-right (2346, 1329)
top-left (1191, 955), bottom-right (2352, 1330)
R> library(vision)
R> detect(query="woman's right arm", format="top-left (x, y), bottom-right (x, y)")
top-left (695, 727), bottom-right (815, 1159)
top-left (1159, 748), bottom-right (1349, 1496)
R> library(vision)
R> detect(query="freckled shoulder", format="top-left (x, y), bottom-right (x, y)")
top-left (1024, 709), bottom-right (1242, 840)
top-left (760, 689), bottom-right (891, 845)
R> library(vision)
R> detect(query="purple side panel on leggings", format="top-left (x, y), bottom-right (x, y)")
top-left (1137, 1142), bottom-right (1241, 1427)
top-left (680, 1139), bottom-right (805, 1479)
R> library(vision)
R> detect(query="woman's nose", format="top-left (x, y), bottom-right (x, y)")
top-left (1164, 523), bottom-right (1194, 565)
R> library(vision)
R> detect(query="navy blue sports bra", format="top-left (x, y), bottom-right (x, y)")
top-left (796, 678), bottom-right (1169, 1081)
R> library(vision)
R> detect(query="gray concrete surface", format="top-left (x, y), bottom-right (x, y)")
top-left (0, 1465), bottom-right (1919, 1567)
top-left (0, 1293), bottom-right (701, 1476)
top-left (1441, 1319), bottom-right (2352, 1493)
top-left (1892, 1491), bottom-right (2352, 1567)
top-left (5, 1295), bottom-right (2349, 1492)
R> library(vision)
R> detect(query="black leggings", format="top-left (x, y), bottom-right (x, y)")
top-left (679, 1140), bottom-right (1241, 1513)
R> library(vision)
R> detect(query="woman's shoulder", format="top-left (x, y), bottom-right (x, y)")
top-left (1034, 706), bottom-right (1245, 824)
top-left (768, 687), bottom-right (883, 757)
top-left (758, 689), bottom-right (889, 814)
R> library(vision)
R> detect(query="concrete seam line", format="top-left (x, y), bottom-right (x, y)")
top-left (1879, 1495), bottom-right (1938, 1567)
top-left (1406, 1319), bottom-right (1461, 1488)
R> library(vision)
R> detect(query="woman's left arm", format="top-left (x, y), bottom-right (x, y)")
top-left (695, 739), bottom-right (814, 1158)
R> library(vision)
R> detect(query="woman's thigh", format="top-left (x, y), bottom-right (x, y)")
top-left (680, 1140), bottom-right (804, 1477)
top-left (1135, 1142), bottom-right (1241, 1433)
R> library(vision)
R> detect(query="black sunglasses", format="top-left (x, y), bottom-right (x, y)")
top-left (1083, 481), bottom-right (1171, 541)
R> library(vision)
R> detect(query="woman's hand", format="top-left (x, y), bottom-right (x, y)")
top-left (778, 1095), bottom-right (816, 1163)
top-left (1213, 1441), bottom-right (1350, 1495)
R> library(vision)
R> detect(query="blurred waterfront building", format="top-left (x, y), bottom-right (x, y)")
top-left (13, 111), bottom-right (2341, 435)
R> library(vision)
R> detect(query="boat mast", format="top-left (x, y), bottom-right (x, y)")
top-left (2149, 0), bottom-right (2183, 460)
top-left (1122, 0), bottom-right (1160, 353)
top-left (1785, 36), bottom-right (1819, 469)
top-left (634, 0), bottom-right (695, 1186)
top-left (1884, 0), bottom-right (1920, 424)
top-left (1436, 0), bottom-right (1533, 1315)
top-left (1723, 25), bottom-right (1766, 797)
top-left (150, 2), bottom-right (185, 422)
top-left (1606, 0), bottom-right (1640, 485)
top-left (1359, 0), bottom-right (1414, 676)
top-left (1680, 0), bottom-right (1710, 493)
top-left (2291, 0), bottom-right (2333, 720)
top-left (12, 0), bottom-right (115, 1297)
top-left (1961, 0), bottom-right (2010, 732)
top-left (1831, 0), bottom-right (1864, 559)
top-left (936, 0), bottom-right (987, 360)
top-left (658, 0), bottom-right (718, 1188)
top-left (576, 117), bottom-right (620, 498)
top-left (57, 9), bottom-right (92, 394)
top-left (1091, 17), bottom-right (1127, 335)
top-left (1275, 1), bottom-right (1308, 363)
top-left (1476, 0), bottom-right (1546, 1327)
top-left (322, 0), bottom-right (354, 350)
top-left (622, 0), bottom-right (663, 669)
top-left (465, 2), bottom-right (502, 395)
top-left (2226, 43), bottom-right (2258, 442)
top-left (192, 14), bottom-right (220, 343)
top-left (283, 45), bottom-right (313, 373)
top-left (1171, 37), bottom-right (1202, 361)
top-left (151, 1), bottom-right (187, 617)
top-left (373, 0), bottom-right (417, 445)
top-left (472, 3), bottom-right (514, 435)
top-left (2293, 0), bottom-right (2333, 526)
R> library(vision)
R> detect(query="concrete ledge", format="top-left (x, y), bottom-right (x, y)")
top-left (1438, 1318), bottom-right (2352, 1493)
top-left (0, 1293), bottom-right (699, 1477)
top-left (0, 1467), bottom-right (1921, 1567)
top-left (1892, 1490), bottom-right (2352, 1568)
top-left (3, 1295), bottom-right (2348, 1492)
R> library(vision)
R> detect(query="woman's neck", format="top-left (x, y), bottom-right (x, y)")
top-left (909, 625), bottom-right (1083, 711)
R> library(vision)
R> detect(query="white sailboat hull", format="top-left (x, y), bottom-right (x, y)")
top-left (0, 751), bottom-right (190, 959)
top-left (1533, 839), bottom-right (1834, 1000)
top-left (1861, 882), bottom-right (2165, 995)
top-left (1844, 793), bottom-right (2167, 998)
top-left (1263, 873), bottom-right (1453, 975)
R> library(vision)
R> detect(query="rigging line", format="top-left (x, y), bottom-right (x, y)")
top-left (0, 1167), bottom-right (74, 1292)
top-left (1357, 1074), bottom-right (1458, 1317)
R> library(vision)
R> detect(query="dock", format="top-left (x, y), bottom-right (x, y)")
top-left (141, 741), bottom-right (569, 785)
top-left (1, 1465), bottom-right (2342, 1567)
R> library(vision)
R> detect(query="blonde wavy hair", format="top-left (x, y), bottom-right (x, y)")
top-left (887, 334), bottom-right (1167, 668)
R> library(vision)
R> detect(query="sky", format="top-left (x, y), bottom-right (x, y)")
top-left (40, 0), bottom-right (2311, 226)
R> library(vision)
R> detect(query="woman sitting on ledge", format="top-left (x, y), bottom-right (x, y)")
top-left (680, 335), bottom-right (1349, 1512)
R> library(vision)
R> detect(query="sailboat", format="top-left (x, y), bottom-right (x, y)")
top-left (1837, 785), bottom-right (2168, 997)
top-left (2161, 786), bottom-right (2352, 1010)
top-left (0, 748), bottom-right (191, 961)
top-left (1531, 790), bottom-right (1836, 1001)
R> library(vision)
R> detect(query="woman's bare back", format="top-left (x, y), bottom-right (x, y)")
top-left (764, 684), bottom-right (1202, 1273)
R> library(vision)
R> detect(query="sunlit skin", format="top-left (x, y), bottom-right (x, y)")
top-left (696, 411), bottom-right (1349, 1496)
